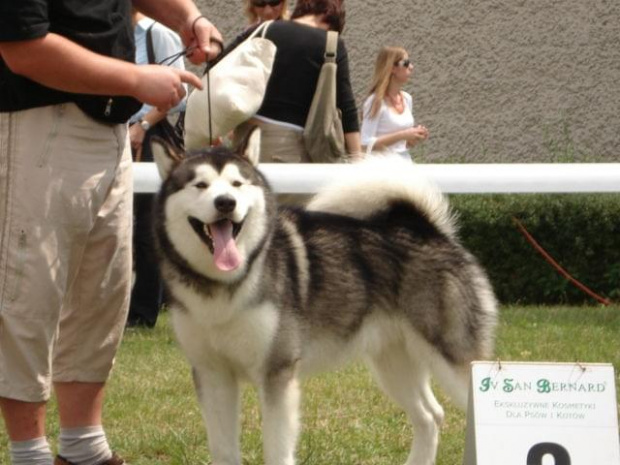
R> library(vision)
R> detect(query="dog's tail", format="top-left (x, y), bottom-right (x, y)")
top-left (306, 157), bottom-right (457, 239)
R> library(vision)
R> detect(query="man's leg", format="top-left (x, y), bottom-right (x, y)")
top-left (55, 382), bottom-right (115, 465)
top-left (52, 109), bottom-right (133, 465)
top-left (54, 383), bottom-right (104, 429)
top-left (0, 398), bottom-right (46, 440)
top-left (0, 399), bottom-right (53, 465)
top-left (0, 107), bottom-right (68, 465)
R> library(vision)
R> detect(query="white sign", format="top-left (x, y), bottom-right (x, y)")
top-left (464, 362), bottom-right (620, 465)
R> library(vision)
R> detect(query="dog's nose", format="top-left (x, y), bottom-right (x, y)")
top-left (215, 195), bottom-right (236, 214)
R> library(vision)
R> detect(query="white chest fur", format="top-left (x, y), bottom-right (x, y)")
top-left (171, 284), bottom-right (280, 383)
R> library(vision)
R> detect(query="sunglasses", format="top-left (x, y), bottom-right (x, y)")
top-left (252, 0), bottom-right (283, 7)
top-left (394, 59), bottom-right (413, 68)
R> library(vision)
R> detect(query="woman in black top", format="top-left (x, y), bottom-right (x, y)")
top-left (233, 0), bottom-right (362, 162)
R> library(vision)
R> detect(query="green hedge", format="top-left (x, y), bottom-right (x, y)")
top-left (449, 194), bottom-right (620, 305)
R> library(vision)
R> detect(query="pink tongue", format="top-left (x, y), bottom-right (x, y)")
top-left (210, 220), bottom-right (242, 271)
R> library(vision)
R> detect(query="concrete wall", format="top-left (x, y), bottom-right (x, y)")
top-left (195, 0), bottom-right (620, 162)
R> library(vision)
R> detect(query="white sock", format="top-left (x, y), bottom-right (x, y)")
top-left (58, 426), bottom-right (112, 465)
top-left (10, 436), bottom-right (53, 465)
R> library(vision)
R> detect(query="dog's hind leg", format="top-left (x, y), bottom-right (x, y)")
top-left (429, 356), bottom-right (471, 411)
top-left (192, 367), bottom-right (242, 465)
top-left (367, 344), bottom-right (441, 465)
top-left (418, 372), bottom-right (445, 427)
top-left (259, 366), bottom-right (301, 465)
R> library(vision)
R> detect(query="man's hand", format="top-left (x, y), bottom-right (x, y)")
top-left (180, 15), bottom-right (223, 64)
top-left (130, 1), bottom-right (222, 62)
top-left (133, 65), bottom-right (202, 112)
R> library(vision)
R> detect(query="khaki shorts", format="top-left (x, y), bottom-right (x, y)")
top-left (0, 103), bottom-right (133, 402)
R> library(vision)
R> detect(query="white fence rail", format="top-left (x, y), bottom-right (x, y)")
top-left (133, 163), bottom-right (620, 194)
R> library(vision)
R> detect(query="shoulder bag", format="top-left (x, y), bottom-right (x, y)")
top-left (303, 31), bottom-right (347, 163)
top-left (184, 21), bottom-right (276, 150)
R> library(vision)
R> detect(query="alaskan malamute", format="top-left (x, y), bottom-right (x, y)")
top-left (151, 129), bottom-right (497, 465)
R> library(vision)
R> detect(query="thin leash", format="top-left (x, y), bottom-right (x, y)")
top-left (156, 41), bottom-right (224, 66)
top-left (155, 15), bottom-right (223, 145)
top-left (207, 66), bottom-right (212, 145)
top-left (155, 15), bottom-right (222, 66)
top-left (157, 45), bottom-right (215, 146)
top-left (156, 46), bottom-right (196, 66)
top-left (158, 49), bottom-right (220, 146)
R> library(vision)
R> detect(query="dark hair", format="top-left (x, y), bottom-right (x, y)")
top-left (290, 0), bottom-right (346, 32)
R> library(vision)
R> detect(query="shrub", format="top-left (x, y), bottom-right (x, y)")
top-left (450, 194), bottom-right (620, 305)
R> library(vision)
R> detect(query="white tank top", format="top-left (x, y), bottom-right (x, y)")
top-left (360, 91), bottom-right (415, 156)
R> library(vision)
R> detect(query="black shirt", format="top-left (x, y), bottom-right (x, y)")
top-left (224, 21), bottom-right (359, 133)
top-left (0, 0), bottom-right (140, 123)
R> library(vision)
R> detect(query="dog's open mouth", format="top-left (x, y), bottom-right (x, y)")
top-left (188, 217), bottom-right (243, 271)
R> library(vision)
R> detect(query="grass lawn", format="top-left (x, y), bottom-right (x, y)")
top-left (1, 305), bottom-right (619, 464)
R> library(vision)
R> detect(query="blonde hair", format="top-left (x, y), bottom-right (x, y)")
top-left (244, 0), bottom-right (290, 24)
top-left (366, 46), bottom-right (407, 119)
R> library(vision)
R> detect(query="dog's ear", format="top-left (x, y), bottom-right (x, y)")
top-left (151, 137), bottom-right (185, 179)
top-left (238, 126), bottom-right (261, 167)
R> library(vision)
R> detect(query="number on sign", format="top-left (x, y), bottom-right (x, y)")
top-left (527, 442), bottom-right (571, 465)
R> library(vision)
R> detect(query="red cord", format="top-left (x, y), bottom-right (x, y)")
top-left (512, 217), bottom-right (611, 306)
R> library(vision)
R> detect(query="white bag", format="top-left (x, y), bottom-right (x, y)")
top-left (184, 21), bottom-right (276, 150)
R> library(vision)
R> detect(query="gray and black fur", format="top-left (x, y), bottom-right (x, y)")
top-left (152, 129), bottom-right (497, 465)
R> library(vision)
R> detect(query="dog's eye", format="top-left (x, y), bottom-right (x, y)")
top-left (195, 182), bottom-right (208, 189)
top-left (232, 180), bottom-right (243, 188)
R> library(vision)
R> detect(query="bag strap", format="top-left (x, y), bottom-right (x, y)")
top-left (146, 23), bottom-right (156, 65)
top-left (309, 31), bottom-right (338, 108)
top-left (324, 31), bottom-right (338, 64)
top-left (249, 20), bottom-right (273, 40)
